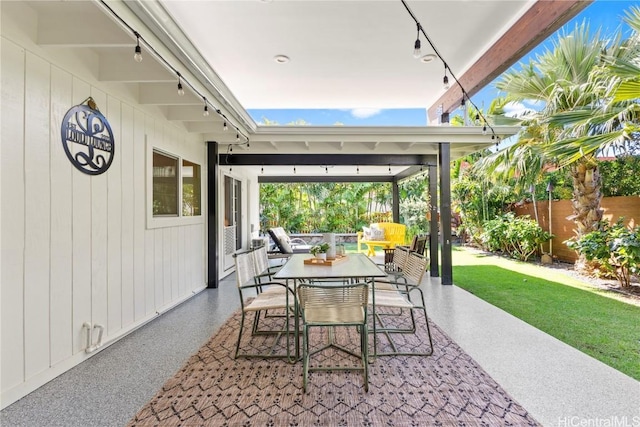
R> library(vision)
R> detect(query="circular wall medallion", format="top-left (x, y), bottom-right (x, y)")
top-left (61, 104), bottom-right (115, 175)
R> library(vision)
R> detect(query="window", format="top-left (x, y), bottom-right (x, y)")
top-left (152, 149), bottom-right (201, 218)
top-left (182, 159), bottom-right (201, 216)
top-left (153, 151), bottom-right (178, 216)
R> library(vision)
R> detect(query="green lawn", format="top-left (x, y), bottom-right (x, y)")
top-left (452, 246), bottom-right (640, 381)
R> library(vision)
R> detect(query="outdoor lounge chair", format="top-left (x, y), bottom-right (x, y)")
top-left (267, 227), bottom-right (312, 258)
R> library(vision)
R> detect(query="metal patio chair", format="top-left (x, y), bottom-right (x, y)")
top-left (370, 251), bottom-right (433, 357)
top-left (297, 282), bottom-right (369, 392)
top-left (233, 251), bottom-right (297, 362)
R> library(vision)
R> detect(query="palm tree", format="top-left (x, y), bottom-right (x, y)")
top-left (476, 17), bottom-right (636, 267)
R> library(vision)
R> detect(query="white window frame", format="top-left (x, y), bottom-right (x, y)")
top-left (147, 145), bottom-right (204, 229)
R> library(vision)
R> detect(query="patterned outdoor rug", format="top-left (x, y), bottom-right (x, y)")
top-left (128, 307), bottom-right (539, 426)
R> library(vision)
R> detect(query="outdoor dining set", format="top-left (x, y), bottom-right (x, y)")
top-left (233, 240), bottom-right (433, 392)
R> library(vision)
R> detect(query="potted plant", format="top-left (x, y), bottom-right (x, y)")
top-left (310, 242), bottom-right (330, 261)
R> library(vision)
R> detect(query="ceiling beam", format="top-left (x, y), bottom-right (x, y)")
top-left (220, 153), bottom-right (438, 167)
top-left (259, 176), bottom-right (395, 183)
top-left (427, 0), bottom-right (593, 121)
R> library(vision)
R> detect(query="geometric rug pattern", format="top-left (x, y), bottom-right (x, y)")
top-left (128, 308), bottom-right (540, 426)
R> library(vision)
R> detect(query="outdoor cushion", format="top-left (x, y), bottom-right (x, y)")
top-left (362, 226), bottom-right (371, 240)
top-left (268, 227), bottom-right (293, 254)
top-left (369, 226), bottom-right (385, 241)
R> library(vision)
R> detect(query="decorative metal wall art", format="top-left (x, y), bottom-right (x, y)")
top-left (61, 97), bottom-right (115, 175)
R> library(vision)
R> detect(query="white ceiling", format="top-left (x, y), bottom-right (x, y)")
top-left (158, 0), bottom-right (533, 111)
top-left (4, 0), bottom-right (583, 176)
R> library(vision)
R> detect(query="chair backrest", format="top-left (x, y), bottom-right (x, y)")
top-left (252, 245), bottom-right (270, 277)
top-left (403, 252), bottom-right (428, 285)
top-left (393, 245), bottom-right (410, 271)
top-left (234, 251), bottom-right (256, 288)
top-left (297, 283), bottom-right (368, 323)
top-left (267, 227), bottom-right (293, 253)
top-left (413, 234), bottom-right (427, 255)
top-left (372, 222), bottom-right (406, 246)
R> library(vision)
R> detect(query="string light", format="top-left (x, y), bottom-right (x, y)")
top-left (177, 73), bottom-right (184, 96)
top-left (388, 164), bottom-right (392, 174)
top-left (223, 121), bottom-right (228, 131)
top-left (325, 167), bottom-right (328, 174)
top-left (402, 0), bottom-right (498, 141)
top-left (443, 65), bottom-right (450, 90)
top-left (133, 32), bottom-right (143, 62)
top-left (356, 166), bottom-right (360, 174)
top-left (236, 133), bottom-right (240, 142)
top-left (202, 97), bottom-right (209, 116)
top-left (293, 166), bottom-right (296, 174)
top-left (482, 125), bottom-right (487, 135)
top-left (97, 2), bottom-right (250, 143)
top-left (261, 166), bottom-right (264, 174)
top-left (412, 23), bottom-right (422, 58)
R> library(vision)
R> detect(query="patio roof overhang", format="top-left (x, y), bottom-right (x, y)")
top-left (216, 125), bottom-right (522, 179)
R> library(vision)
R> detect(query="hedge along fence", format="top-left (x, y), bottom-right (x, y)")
top-left (513, 196), bottom-right (639, 263)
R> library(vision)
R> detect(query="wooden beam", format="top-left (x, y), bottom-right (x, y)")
top-left (428, 0), bottom-right (593, 121)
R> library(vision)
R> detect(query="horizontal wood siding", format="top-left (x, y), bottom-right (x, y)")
top-left (514, 196), bottom-right (640, 263)
top-left (0, 37), bottom-right (206, 407)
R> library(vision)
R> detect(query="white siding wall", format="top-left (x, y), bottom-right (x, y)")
top-left (0, 37), bottom-right (207, 408)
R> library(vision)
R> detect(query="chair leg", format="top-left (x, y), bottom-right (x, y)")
top-left (362, 323), bottom-right (369, 392)
top-left (302, 325), bottom-right (309, 393)
top-left (234, 311), bottom-right (247, 359)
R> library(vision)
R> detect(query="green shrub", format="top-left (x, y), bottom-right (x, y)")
top-left (566, 219), bottom-right (640, 287)
top-left (481, 212), bottom-right (552, 262)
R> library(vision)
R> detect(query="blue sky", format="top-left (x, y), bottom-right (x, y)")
top-left (247, 0), bottom-right (634, 126)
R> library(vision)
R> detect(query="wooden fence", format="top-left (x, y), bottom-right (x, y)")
top-left (513, 195), bottom-right (639, 263)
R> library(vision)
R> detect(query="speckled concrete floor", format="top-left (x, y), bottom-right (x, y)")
top-left (2, 265), bottom-right (639, 427)
top-left (0, 275), bottom-right (239, 427)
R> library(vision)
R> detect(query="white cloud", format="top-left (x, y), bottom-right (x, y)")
top-left (503, 101), bottom-right (533, 118)
top-left (350, 108), bottom-right (382, 119)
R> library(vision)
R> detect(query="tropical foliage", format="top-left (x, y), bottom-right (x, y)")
top-left (566, 219), bottom-right (640, 287)
top-left (480, 212), bottom-right (552, 262)
top-left (260, 182), bottom-right (391, 233)
top-left (259, 178), bottom-right (432, 236)
top-left (470, 7), bottom-right (640, 268)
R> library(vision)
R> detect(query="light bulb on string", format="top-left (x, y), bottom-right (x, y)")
top-left (443, 66), bottom-right (450, 90)
top-left (388, 165), bottom-right (392, 174)
top-left (412, 24), bottom-right (422, 58)
top-left (202, 98), bottom-right (209, 116)
top-left (236, 133), bottom-right (240, 142)
top-left (223, 122), bottom-right (228, 131)
top-left (325, 167), bottom-right (328, 174)
top-left (482, 125), bottom-right (487, 135)
top-left (176, 73), bottom-right (184, 96)
top-left (133, 33), bottom-right (143, 62)
top-left (293, 166), bottom-right (296, 174)
top-left (261, 166), bottom-right (264, 175)
top-left (356, 166), bottom-right (360, 174)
